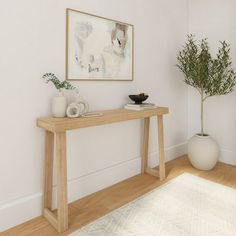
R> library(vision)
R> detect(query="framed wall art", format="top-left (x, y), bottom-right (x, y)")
top-left (66, 8), bottom-right (134, 81)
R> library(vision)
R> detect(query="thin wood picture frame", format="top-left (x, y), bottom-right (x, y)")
top-left (65, 8), bottom-right (134, 81)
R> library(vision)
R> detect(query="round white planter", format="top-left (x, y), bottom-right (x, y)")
top-left (52, 94), bottom-right (67, 118)
top-left (188, 134), bottom-right (219, 170)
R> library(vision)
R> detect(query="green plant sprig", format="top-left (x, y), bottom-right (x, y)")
top-left (42, 73), bottom-right (76, 91)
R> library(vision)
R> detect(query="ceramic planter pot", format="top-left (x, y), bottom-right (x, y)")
top-left (52, 93), bottom-right (67, 118)
top-left (188, 134), bottom-right (219, 170)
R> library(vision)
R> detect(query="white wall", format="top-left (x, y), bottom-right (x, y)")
top-left (188, 0), bottom-right (236, 164)
top-left (0, 0), bottom-right (188, 231)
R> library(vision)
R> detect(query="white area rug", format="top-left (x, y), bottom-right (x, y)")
top-left (70, 173), bottom-right (236, 236)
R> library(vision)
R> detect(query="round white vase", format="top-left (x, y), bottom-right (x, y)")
top-left (52, 94), bottom-right (67, 118)
top-left (188, 134), bottom-right (219, 170)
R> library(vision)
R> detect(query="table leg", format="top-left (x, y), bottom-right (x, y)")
top-left (56, 132), bottom-right (68, 233)
top-left (141, 117), bottom-right (150, 173)
top-left (43, 130), bottom-right (54, 210)
top-left (157, 115), bottom-right (166, 180)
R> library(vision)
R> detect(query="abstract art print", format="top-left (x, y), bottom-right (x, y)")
top-left (66, 9), bottom-right (134, 81)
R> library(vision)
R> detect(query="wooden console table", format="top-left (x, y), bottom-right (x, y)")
top-left (37, 107), bottom-right (169, 233)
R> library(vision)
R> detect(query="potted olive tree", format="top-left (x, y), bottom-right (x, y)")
top-left (177, 35), bottom-right (236, 170)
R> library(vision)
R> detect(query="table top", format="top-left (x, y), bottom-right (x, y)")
top-left (37, 107), bottom-right (169, 132)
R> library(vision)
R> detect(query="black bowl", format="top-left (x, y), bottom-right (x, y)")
top-left (129, 94), bottom-right (149, 104)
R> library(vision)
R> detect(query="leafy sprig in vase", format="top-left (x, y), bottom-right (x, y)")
top-left (42, 73), bottom-right (76, 117)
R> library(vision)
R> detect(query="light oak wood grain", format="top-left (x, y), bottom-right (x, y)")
top-left (42, 132), bottom-right (69, 233)
top-left (145, 167), bottom-right (159, 177)
top-left (37, 108), bottom-right (169, 132)
top-left (141, 117), bottom-right (150, 173)
top-left (36, 107), bottom-right (169, 233)
top-left (3, 156), bottom-right (236, 236)
top-left (56, 132), bottom-right (68, 233)
top-left (43, 131), bottom-right (54, 210)
top-left (157, 115), bottom-right (165, 180)
top-left (43, 209), bottom-right (58, 230)
top-left (35, 108), bottom-right (169, 233)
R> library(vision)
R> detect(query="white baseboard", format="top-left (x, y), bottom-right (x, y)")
top-left (0, 193), bottom-right (42, 233)
top-left (219, 149), bottom-right (236, 166)
top-left (0, 143), bottom-right (186, 232)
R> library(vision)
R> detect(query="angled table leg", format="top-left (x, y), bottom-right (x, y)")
top-left (43, 130), bottom-right (54, 210)
top-left (56, 132), bottom-right (68, 233)
top-left (141, 117), bottom-right (162, 179)
top-left (43, 131), bottom-right (68, 233)
top-left (141, 117), bottom-right (150, 173)
top-left (157, 115), bottom-right (166, 180)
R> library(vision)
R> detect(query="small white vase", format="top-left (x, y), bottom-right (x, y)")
top-left (188, 134), bottom-right (219, 170)
top-left (52, 92), bottom-right (67, 118)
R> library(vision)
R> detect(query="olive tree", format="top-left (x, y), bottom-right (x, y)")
top-left (177, 35), bottom-right (236, 136)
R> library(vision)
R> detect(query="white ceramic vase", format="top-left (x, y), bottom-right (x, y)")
top-left (188, 134), bottom-right (219, 170)
top-left (52, 92), bottom-right (67, 118)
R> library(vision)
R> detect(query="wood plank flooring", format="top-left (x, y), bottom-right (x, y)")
top-left (3, 155), bottom-right (236, 236)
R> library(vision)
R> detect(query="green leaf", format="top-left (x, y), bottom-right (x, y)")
top-left (42, 73), bottom-right (76, 91)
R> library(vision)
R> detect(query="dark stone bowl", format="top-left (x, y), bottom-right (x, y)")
top-left (129, 94), bottom-right (149, 104)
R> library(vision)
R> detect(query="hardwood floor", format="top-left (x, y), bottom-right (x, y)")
top-left (3, 155), bottom-right (236, 236)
